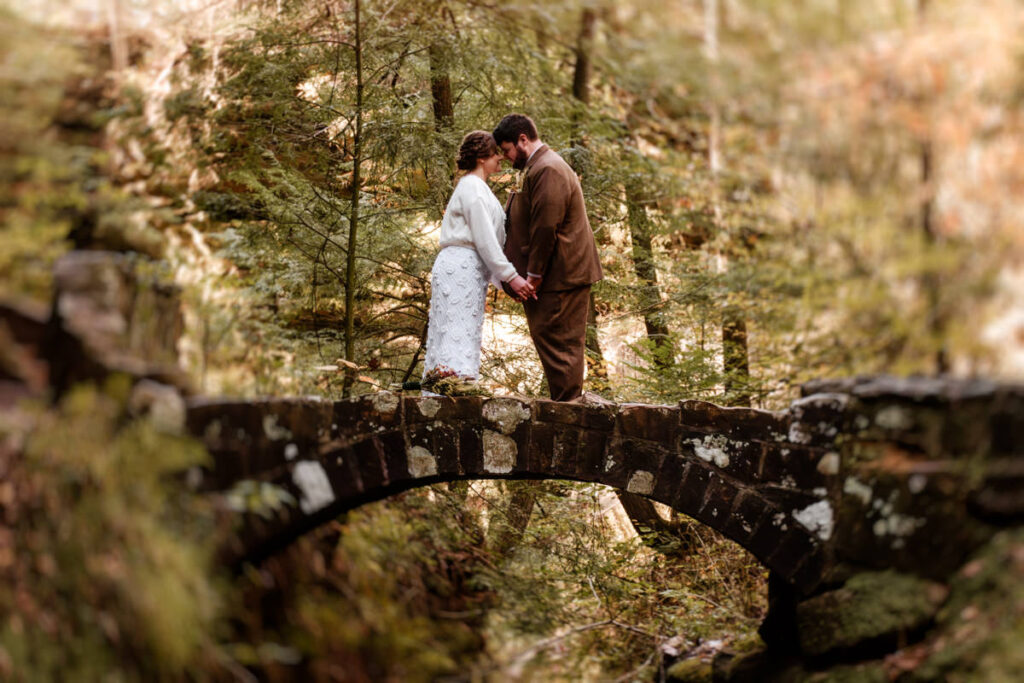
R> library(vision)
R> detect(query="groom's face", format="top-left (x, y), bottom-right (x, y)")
top-left (500, 136), bottom-right (530, 171)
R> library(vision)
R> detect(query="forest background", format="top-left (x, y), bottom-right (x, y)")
top-left (2, 0), bottom-right (1023, 680)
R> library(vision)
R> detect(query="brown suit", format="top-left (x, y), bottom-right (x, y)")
top-left (504, 145), bottom-right (603, 401)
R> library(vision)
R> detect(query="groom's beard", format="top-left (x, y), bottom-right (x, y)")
top-left (512, 147), bottom-right (528, 171)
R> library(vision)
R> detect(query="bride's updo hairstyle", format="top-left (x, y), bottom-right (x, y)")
top-left (456, 130), bottom-right (498, 171)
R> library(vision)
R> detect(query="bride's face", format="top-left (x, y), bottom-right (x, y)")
top-left (478, 150), bottom-right (502, 177)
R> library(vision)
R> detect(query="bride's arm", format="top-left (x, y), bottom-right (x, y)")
top-left (463, 192), bottom-right (518, 285)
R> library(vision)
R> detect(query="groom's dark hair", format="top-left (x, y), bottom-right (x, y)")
top-left (493, 114), bottom-right (539, 145)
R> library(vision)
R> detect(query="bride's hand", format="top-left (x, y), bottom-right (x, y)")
top-left (508, 275), bottom-right (536, 301)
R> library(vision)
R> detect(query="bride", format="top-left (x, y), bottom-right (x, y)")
top-left (422, 131), bottom-right (535, 389)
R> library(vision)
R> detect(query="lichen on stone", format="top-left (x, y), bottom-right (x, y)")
top-left (370, 390), bottom-right (400, 415)
top-left (263, 413), bottom-right (292, 440)
top-left (843, 477), bottom-right (873, 506)
top-left (818, 452), bottom-right (841, 476)
top-left (872, 513), bottom-right (925, 539)
top-left (417, 397), bottom-right (441, 418)
top-left (482, 429), bottom-right (516, 473)
top-left (795, 570), bottom-right (947, 658)
top-left (626, 470), bottom-right (655, 495)
top-left (482, 398), bottom-right (530, 435)
top-left (875, 405), bottom-right (912, 430)
top-left (407, 446), bottom-right (438, 478)
top-left (690, 434), bottom-right (730, 468)
top-left (292, 461), bottom-right (335, 514)
top-left (793, 500), bottom-right (834, 542)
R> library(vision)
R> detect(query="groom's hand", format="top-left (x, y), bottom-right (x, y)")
top-left (507, 274), bottom-right (536, 302)
top-left (527, 274), bottom-right (542, 293)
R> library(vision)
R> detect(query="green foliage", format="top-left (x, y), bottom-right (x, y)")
top-left (0, 10), bottom-right (81, 301)
top-left (0, 378), bottom-right (220, 680)
top-left (225, 485), bottom-right (494, 680)
top-left (472, 482), bottom-right (765, 679)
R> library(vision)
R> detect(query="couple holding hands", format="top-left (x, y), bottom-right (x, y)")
top-left (422, 114), bottom-right (603, 402)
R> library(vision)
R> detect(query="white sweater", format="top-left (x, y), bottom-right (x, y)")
top-left (438, 174), bottom-right (518, 284)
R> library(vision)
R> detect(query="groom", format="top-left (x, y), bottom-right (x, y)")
top-left (493, 114), bottom-right (603, 402)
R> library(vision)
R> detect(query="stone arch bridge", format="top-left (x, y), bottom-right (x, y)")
top-left (188, 378), bottom-right (1023, 597)
top-left (4, 250), bottom-right (1023, 671)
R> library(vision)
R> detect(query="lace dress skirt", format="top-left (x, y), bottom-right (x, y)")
top-left (423, 245), bottom-right (490, 380)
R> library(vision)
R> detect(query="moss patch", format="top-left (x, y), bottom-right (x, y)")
top-left (796, 570), bottom-right (947, 657)
top-left (894, 529), bottom-right (1024, 681)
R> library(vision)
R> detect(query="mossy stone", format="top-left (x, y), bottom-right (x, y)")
top-left (796, 570), bottom-right (947, 657)
top-left (666, 657), bottom-right (713, 683)
top-left (808, 662), bottom-right (888, 683)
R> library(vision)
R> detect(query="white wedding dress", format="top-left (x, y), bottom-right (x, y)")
top-left (423, 174), bottom-right (517, 382)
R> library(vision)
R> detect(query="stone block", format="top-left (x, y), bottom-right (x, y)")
top-left (790, 549), bottom-right (827, 593)
top-left (848, 375), bottom-right (996, 403)
top-left (696, 472), bottom-right (740, 526)
top-left (618, 404), bottom-right (678, 443)
top-left (480, 428), bottom-right (522, 475)
top-left (672, 462), bottom-right (714, 514)
top-left (833, 468), bottom-right (990, 580)
top-left (679, 399), bottom-right (789, 441)
top-left (786, 393), bottom-right (850, 448)
top-left (188, 399), bottom-right (310, 484)
top-left (721, 490), bottom-right (772, 544)
top-left (381, 430), bottom-right (415, 486)
top-left (430, 422), bottom-right (462, 476)
top-left (743, 507), bottom-right (789, 566)
top-left (969, 458), bottom-right (1024, 522)
top-left (349, 434), bottom-right (388, 492)
top-left (760, 443), bottom-right (829, 491)
top-left (679, 428), bottom-right (765, 483)
top-left (850, 400), bottom-right (950, 457)
top-left (603, 436), bottom-right (666, 491)
top-left (550, 426), bottom-right (583, 479)
top-left (535, 399), bottom-right (617, 431)
top-left (651, 453), bottom-right (688, 508)
top-left (766, 528), bottom-right (819, 582)
top-left (990, 388), bottom-right (1024, 456)
top-left (332, 392), bottom-right (402, 436)
top-left (527, 422), bottom-right (557, 473)
top-left (404, 395), bottom-right (483, 424)
top-left (482, 398), bottom-right (532, 474)
top-left (795, 570), bottom-right (948, 658)
top-left (458, 423), bottom-right (485, 475)
top-left (575, 428), bottom-right (611, 483)
top-left (318, 445), bottom-right (364, 500)
top-left (758, 485), bottom-right (822, 513)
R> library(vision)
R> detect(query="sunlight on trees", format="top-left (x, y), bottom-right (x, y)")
top-left (2, 0), bottom-right (1022, 678)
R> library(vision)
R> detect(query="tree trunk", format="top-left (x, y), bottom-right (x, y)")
top-left (427, 37), bottom-right (456, 216)
top-left (704, 0), bottom-right (751, 405)
top-left (626, 183), bottom-right (671, 366)
top-left (585, 291), bottom-right (608, 390)
top-left (429, 43), bottom-right (454, 131)
top-left (106, 0), bottom-right (128, 73)
top-left (572, 8), bottom-right (596, 108)
top-left (343, 0), bottom-right (364, 396)
top-left (489, 482), bottom-right (540, 558)
top-left (618, 492), bottom-right (698, 558)
top-left (722, 309), bottom-right (751, 406)
top-left (566, 6), bottom-right (607, 392)
top-left (916, 0), bottom-right (947, 374)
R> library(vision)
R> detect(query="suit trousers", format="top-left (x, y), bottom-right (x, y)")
top-left (523, 284), bottom-right (591, 402)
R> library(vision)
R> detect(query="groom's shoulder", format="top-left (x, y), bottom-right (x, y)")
top-left (533, 148), bottom-right (575, 178)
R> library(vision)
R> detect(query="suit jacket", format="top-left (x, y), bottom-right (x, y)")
top-left (504, 145), bottom-right (603, 292)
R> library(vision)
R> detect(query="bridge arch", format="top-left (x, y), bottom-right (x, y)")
top-left (188, 393), bottom-right (837, 592)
